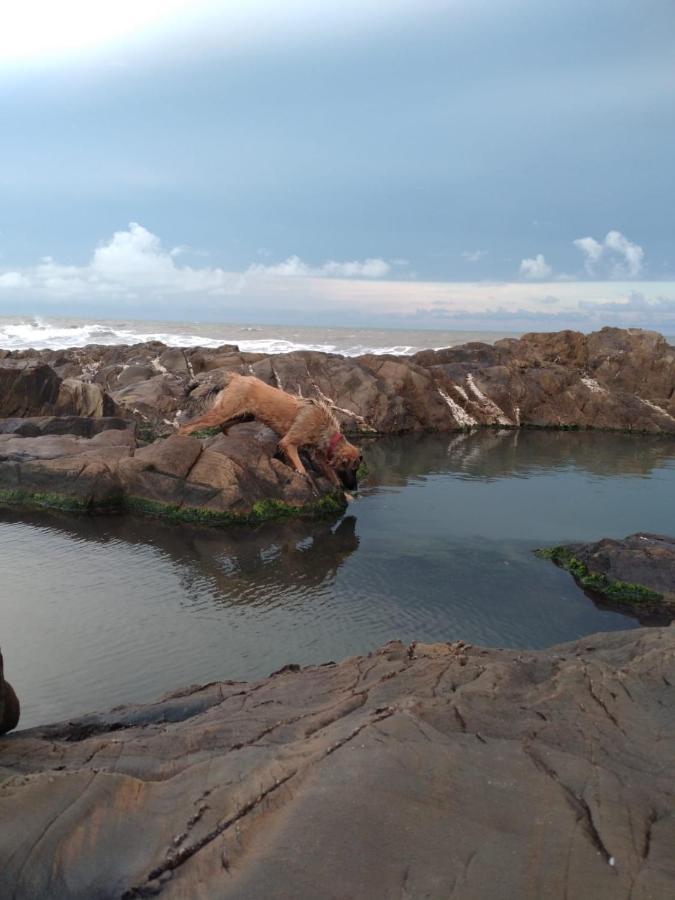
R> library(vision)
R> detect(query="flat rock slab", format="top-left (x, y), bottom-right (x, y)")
top-left (1, 629), bottom-right (674, 899)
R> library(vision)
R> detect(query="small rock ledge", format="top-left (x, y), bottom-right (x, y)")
top-left (538, 533), bottom-right (675, 623)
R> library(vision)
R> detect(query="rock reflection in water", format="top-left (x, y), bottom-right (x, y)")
top-left (361, 428), bottom-right (675, 485)
top-left (2, 429), bottom-right (674, 730)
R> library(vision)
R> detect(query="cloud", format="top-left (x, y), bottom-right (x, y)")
top-left (578, 289), bottom-right (675, 317)
top-left (519, 254), bottom-right (552, 279)
top-left (0, 223), bottom-right (241, 298)
top-left (573, 230), bottom-right (644, 277)
top-left (247, 255), bottom-right (391, 278)
top-left (605, 230), bottom-right (644, 277)
top-left (1, 223), bottom-right (673, 335)
top-left (573, 236), bottom-right (603, 274)
top-left (0, 272), bottom-right (28, 288)
top-left (462, 250), bottom-right (487, 263)
top-left (0, 223), bottom-right (392, 307)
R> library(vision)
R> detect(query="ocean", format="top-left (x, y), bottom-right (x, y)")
top-left (0, 315), bottom-right (519, 355)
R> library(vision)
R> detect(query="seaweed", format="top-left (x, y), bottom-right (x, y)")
top-left (0, 487), bottom-right (346, 528)
top-left (186, 426), bottom-right (223, 439)
top-left (356, 459), bottom-right (370, 480)
top-left (536, 546), bottom-right (663, 605)
top-left (0, 488), bottom-right (90, 513)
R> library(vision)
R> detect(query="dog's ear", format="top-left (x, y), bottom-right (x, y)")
top-left (337, 443), bottom-right (361, 466)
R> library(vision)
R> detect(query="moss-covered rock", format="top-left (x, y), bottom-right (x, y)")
top-left (0, 423), bottom-right (348, 529)
top-left (536, 534), bottom-right (675, 623)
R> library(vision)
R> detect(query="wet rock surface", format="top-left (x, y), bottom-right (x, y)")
top-left (0, 422), bottom-right (342, 522)
top-left (0, 649), bottom-right (20, 736)
top-left (1, 326), bottom-right (674, 436)
top-left (541, 533), bottom-right (675, 623)
top-left (1, 629), bottom-right (674, 898)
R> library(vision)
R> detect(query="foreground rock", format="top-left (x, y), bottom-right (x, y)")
top-left (3, 326), bottom-right (674, 436)
top-left (539, 533), bottom-right (675, 624)
top-left (1, 630), bottom-right (674, 898)
top-left (0, 421), bottom-right (344, 524)
top-left (0, 649), bottom-right (19, 736)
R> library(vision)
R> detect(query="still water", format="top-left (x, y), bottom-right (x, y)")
top-left (2, 429), bottom-right (674, 730)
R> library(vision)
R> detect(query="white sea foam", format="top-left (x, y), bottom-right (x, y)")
top-left (0, 317), bottom-right (420, 357)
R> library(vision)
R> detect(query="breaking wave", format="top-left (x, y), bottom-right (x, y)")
top-left (0, 317), bottom-right (419, 356)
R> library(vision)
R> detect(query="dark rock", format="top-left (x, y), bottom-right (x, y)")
top-left (0, 360), bottom-right (118, 420)
top-left (1, 629), bottom-right (674, 897)
top-left (0, 648), bottom-right (19, 736)
top-left (0, 416), bottom-right (132, 438)
top-left (540, 533), bottom-right (675, 623)
top-left (0, 423), bottom-right (343, 523)
top-left (0, 361), bottom-right (63, 418)
top-left (113, 374), bottom-right (187, 429)
top-left (2, 328), bottom-right (674, 435)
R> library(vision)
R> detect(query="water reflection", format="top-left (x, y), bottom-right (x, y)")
top-left (361, 429), bottom-right (675, 485)
top-left (0, 510), bottom-right (359, 609)
top-left (1, 429), bottom-right (674, 729)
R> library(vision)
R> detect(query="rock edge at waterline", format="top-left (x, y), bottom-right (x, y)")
top-left (1, 629), bottom-right (674, 898)
top-left (537, 532), bottom-right (675, 624)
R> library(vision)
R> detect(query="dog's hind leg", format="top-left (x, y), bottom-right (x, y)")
top-left (178, 410), bottom-right (227, 434)
top-left (179, 396), bottom-right (249, 435)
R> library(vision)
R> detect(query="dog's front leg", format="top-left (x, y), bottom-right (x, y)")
top-left (313, 454), bottom-right (342, 489)
top-left (278, 437), bottom-right (307, 476)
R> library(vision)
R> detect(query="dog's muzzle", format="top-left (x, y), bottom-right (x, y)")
top-left (339, 468), bottom-right (359, 491)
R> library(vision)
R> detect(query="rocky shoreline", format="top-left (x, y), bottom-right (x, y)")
top-left (0, 326), bottom-right (673, 527)
top-left (1, 628), bottom-right (674, 898)
top-left (1, 327), bottom-right (675, 897)
top-left (2, 326), bottom-right (674, 437)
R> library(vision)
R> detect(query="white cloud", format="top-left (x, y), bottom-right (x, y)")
top-left (0, 223), bottom-right (240, 298)
top-left (573, 236), bottom-right (604, 274)
top-left (0, 223), bottom-right (392, 307)
top-left (1, 223), bottom-right (672, 333)
top-left (519, 254), bottom-right (552, 279)
top-left (462, 250), bottom-right (487, 263)
top-left (0, 272), bottom-right (28, 288)
top-left (247, 255), bottom-right (391, 278)
top-left (573, 230), bottom-right (644, 277)
top-left (605, 230), bottom-right (644, 277)
top-left (321, 258), bottom-right (391, 278)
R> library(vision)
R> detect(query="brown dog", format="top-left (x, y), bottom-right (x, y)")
top-left (178, 373), bottom-right (363, 490)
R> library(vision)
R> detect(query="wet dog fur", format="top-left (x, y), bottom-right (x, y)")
top-left (178, 373), bottom-right (362, 491)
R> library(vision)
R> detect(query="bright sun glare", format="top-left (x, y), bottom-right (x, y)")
top-left (0, 0), bottom-right (196, 63)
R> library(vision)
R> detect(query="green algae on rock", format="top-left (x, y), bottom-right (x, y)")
top-left (537, 546), bottom-right (663, 603)
top-left (536, 533), bottom-right (675, 623)
top-left (0, 422), bottom-right (349, 528)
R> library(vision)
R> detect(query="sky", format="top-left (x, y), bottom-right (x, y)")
top-left (0, 0), bottom-right (674, 332)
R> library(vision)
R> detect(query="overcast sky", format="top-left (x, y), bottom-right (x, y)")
top-left (1, 0), bottom-right (674, 331)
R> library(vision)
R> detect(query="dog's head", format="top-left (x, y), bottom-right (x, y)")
top-left (332, 439), bottom-right (363, 491)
